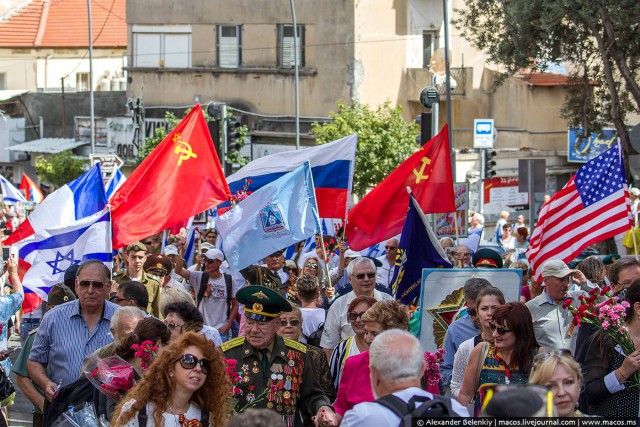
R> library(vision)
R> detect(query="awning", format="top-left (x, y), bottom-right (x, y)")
top-left (0, 90), bottom-right (28, 102)
top-left (7, 138), bottom-right (88, 153)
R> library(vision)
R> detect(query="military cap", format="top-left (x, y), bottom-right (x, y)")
top-left (143, 254), bottom-right (172, 275)
top-left (473, 248), bottom-right (504, 269)
top-left (126, 241), bottom-right (147, 253)
top-left (64, 264), bottom-right (80, 286)
top-left (47, 284), bottom-right (77, 306)
top-left (236, 285), bottom-right (292, 322)
top-left (602, 254), bottom-right (621, 265)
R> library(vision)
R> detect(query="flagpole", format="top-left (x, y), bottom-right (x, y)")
top-left (453, 210), bottom-right (459, 244)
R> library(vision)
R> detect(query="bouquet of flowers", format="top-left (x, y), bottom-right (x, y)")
top-left (421, 348), bottom-right (446, 388)
top-left (130, 340), bottom-right (158, 371)
top-left (83, 356), bottom-right (136, 400)
top-left (231, 179), bottom-right (253, 205)
top-left (223, 358), bottom-right (277, 413)
top-left (565, 286), bottom-right (638, 385)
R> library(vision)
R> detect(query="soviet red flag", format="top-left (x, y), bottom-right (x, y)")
top-left (346, 125), bottom-right (455, 250)
top-left (110, 104), bottom-right (231, 248)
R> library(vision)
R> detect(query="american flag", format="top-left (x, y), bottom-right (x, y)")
top-left (527, 144), bottom-right (631, 280)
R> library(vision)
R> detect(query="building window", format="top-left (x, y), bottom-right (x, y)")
top-left (278, 24), bottom-right (304, 68)
top-left (217, 25), bottom-right (242, 68)
top-left (423, 31), bottom-right (439, 68)
top-left (0, 73), bottom-right (6, 90)
top-left (76, 73), bottom-right (89, 91)
top-left (132, 25), bottom-right (192, 68)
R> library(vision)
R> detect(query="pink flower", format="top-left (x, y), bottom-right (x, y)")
top-left (602, 320), bottom-right (610, 329)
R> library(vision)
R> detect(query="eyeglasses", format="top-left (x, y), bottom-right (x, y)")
top-left (110, 296), bottom-right (133, 304)
top-left (304, 262), bottom-right (318, 269)
top-left (354, 272), bottom-right (376, 280)
top-left (179, 353), bottom-right (210, 375)
top-left (165, 322), bottom-right (184, 330)
top-left (488, 321), bottom-right (512, 335)
top-left (78, 280), bottom-right (105, 289)
top-left (467, 308), bottom-right (478, 317)
top-left (279, 318), bottom-right (301, 327)
top-left (385, 246), bottom-right (397, 250)
top-left (533, 349), bottom-right (572, 363)
top-left (348, 311), bottom-right (367, 322)
top-left (455, 252), bottom-right (471, 258)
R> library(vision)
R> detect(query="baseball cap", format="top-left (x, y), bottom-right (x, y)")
top-left (631, 187), bottom-right (640, 196)
top-left (200, 243), bottom-right (215, 252)
top-left (540, 259), bottom-right (577, 278)
top-left (203, 248), bottom-right (224, 261)
top-left (163, 244), bottom-right (179, 256)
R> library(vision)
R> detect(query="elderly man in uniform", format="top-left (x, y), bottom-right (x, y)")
top-left (144, 253), bottom-right (184, 291)
top-left (221, 285), bottom-right (338, 426)
top-left (240, 250), bottom-right (289, 295)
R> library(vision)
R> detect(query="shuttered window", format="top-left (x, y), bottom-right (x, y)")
top-left (217, 25), bottom-right (242, 68)
top-left (278, 24), bottom-right (304, 68)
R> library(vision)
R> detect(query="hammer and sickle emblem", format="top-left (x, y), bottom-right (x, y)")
top-left (174, 139), bottom-right (198, 166)
top-left (412, 156), bottom-right (432, 183)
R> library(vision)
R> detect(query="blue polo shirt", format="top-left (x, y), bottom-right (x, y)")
top-left (29, 299), bottom-right (118, 387)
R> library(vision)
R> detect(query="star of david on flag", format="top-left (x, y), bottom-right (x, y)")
top-left (14, 209), bottom-right (112, 302)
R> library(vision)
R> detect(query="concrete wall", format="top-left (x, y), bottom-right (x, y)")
top-left (126, 0), bottom-right (355, 117)
top-left (0, 48), bottom-right (126, 91)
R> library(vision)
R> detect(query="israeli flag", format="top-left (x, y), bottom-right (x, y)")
top-left (14, 209), bottom-right (112, 300)
top-left (0, 175), bottom-right (27, 203)
top-left (105, 167), bottom-right (126, 200)
top-left (217, 162), bottom-right (320, 272)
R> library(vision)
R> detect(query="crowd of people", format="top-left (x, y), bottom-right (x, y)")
top-left (0, 201), bottom-right (637, 426)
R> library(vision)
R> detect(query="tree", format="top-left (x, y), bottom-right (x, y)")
top-left (454, 0), bottom-right (640, 160)
top-left (34, 150), bottom-right (86, 188)
top-left (141, 109), bottom-right (249, 166)
top-left (311, 100), bottom-right (419, 198)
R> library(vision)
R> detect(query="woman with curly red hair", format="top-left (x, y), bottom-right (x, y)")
top-left (111, 332), bottom-right (230, 426)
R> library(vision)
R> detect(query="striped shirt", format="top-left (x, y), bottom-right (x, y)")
top-left (329, 336), bottom-right (361, 389)
top-left (29, 299), bottom-right (118, 387)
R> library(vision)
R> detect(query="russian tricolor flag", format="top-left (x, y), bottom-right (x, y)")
top-left (223, 134), bottom-right (357, 219)
top-left (19, 173), bottom-right (44, 203)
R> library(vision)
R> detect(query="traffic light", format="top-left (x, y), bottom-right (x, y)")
top-left (226, 117), bottom-right (241, 152)
top-left (484, 150), bottom-right (497, 179)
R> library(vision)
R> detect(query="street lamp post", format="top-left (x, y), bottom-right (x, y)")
top-left (87, 0), bottom-right (95, 154)
top-left (290, 0), bottom-right (300, 150)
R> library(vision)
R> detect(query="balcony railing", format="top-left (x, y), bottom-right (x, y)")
top-left (434, 67), bottom-right (466, 97)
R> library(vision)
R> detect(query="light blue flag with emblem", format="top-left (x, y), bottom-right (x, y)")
top-left (216, 162), bottom-right (320, 272)
top-left (14, 209), bottom-right (112, 301)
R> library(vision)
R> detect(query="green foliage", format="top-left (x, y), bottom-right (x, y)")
top-left (34, 151), bottom-right (86, 188)
top-left (140, 109), bottom-right (249, 166)
top-left (311, 100), bottom-right (419, 198)
top-left (453, 0), bottom-right (640, 153)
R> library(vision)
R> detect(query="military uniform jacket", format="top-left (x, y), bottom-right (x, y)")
top-left (112, 270), bottom-right (161, 317)
top-left (240, 265), bottom-right (287, 297)
top-left (221, 335), bottom-right (330, 426)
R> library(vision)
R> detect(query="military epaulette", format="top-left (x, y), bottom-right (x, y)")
top-left (284, 338), bottom-right (307, 354)
top-left (220, 336), bottom-right (245, 352)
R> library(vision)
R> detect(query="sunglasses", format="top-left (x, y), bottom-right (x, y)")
top-left (141, 241), bottom-right (153, 245)
top-left (385, 246), bottom-right (397, 250)
top-left (467, 308), bottom-right (478, 317)
top-left (110, 296), bottom-right (132, 304)
top-left (533, 349), bottom-right (572, 363)
top-left (279, 318), bottom-right (301, 327)
top-left (204, 258), bottom-right (218, 264)
top-left (179, 353), bottom-right (210, 375)
top-left (165, 322), bottom-right (184, 330)
top-left (354, 272), bottom-right (376, 280)
top-left (488, 321), bottom-right (512, 336)
top-left (78, 280), bottom-right (105, 289)
top-left (348, 310), bottom-right (367, 322)
top-left (304, 262), bottom-right (318, 269)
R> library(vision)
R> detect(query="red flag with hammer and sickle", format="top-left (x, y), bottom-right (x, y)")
top-left (346, 125), bottom-right (454, 250)
top-left (110, 104), bottom-right (231, 248)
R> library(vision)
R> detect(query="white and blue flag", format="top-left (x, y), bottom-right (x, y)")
top-left (0, 175), bottom-right (27, 204)
top-left (15, 209), bottom-right (112, 301)
top-left (217, 162), bottom-right (320, 272)
top-left (105, 167), bottom-right (126, 200)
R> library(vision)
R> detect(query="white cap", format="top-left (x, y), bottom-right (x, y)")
top-left (203, 248), bottom-right (224, 261)
top-left (163, 245), bottom-right (179, 256)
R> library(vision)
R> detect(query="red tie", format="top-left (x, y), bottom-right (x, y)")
top-left (178, 414), bottom-right (202, 427)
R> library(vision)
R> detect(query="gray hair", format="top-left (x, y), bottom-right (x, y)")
top-left (110, 306), bottom-right (146, 344)
top-left (369, 329), bottom-right (423, 385)
top-left (159, 287), bottom-right (196, 315)
top-left (77, 259), bottom-right (111, 284)
top-left (472, 213), bottom-right (485, 225)
top-left (463, 277), bottom-right (492, 302)
top-left (346, 256), bottom-right (376, 277)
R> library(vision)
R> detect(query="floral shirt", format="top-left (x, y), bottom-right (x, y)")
top-left (0, 292), bottom-right (24, 374)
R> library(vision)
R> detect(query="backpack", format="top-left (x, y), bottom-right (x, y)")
top-left (303, 322), bottom-right (324, 347)
top-left (196, 272), bottom-right (233, 318)
top-left (375, 393), bottom-right (459, 427)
